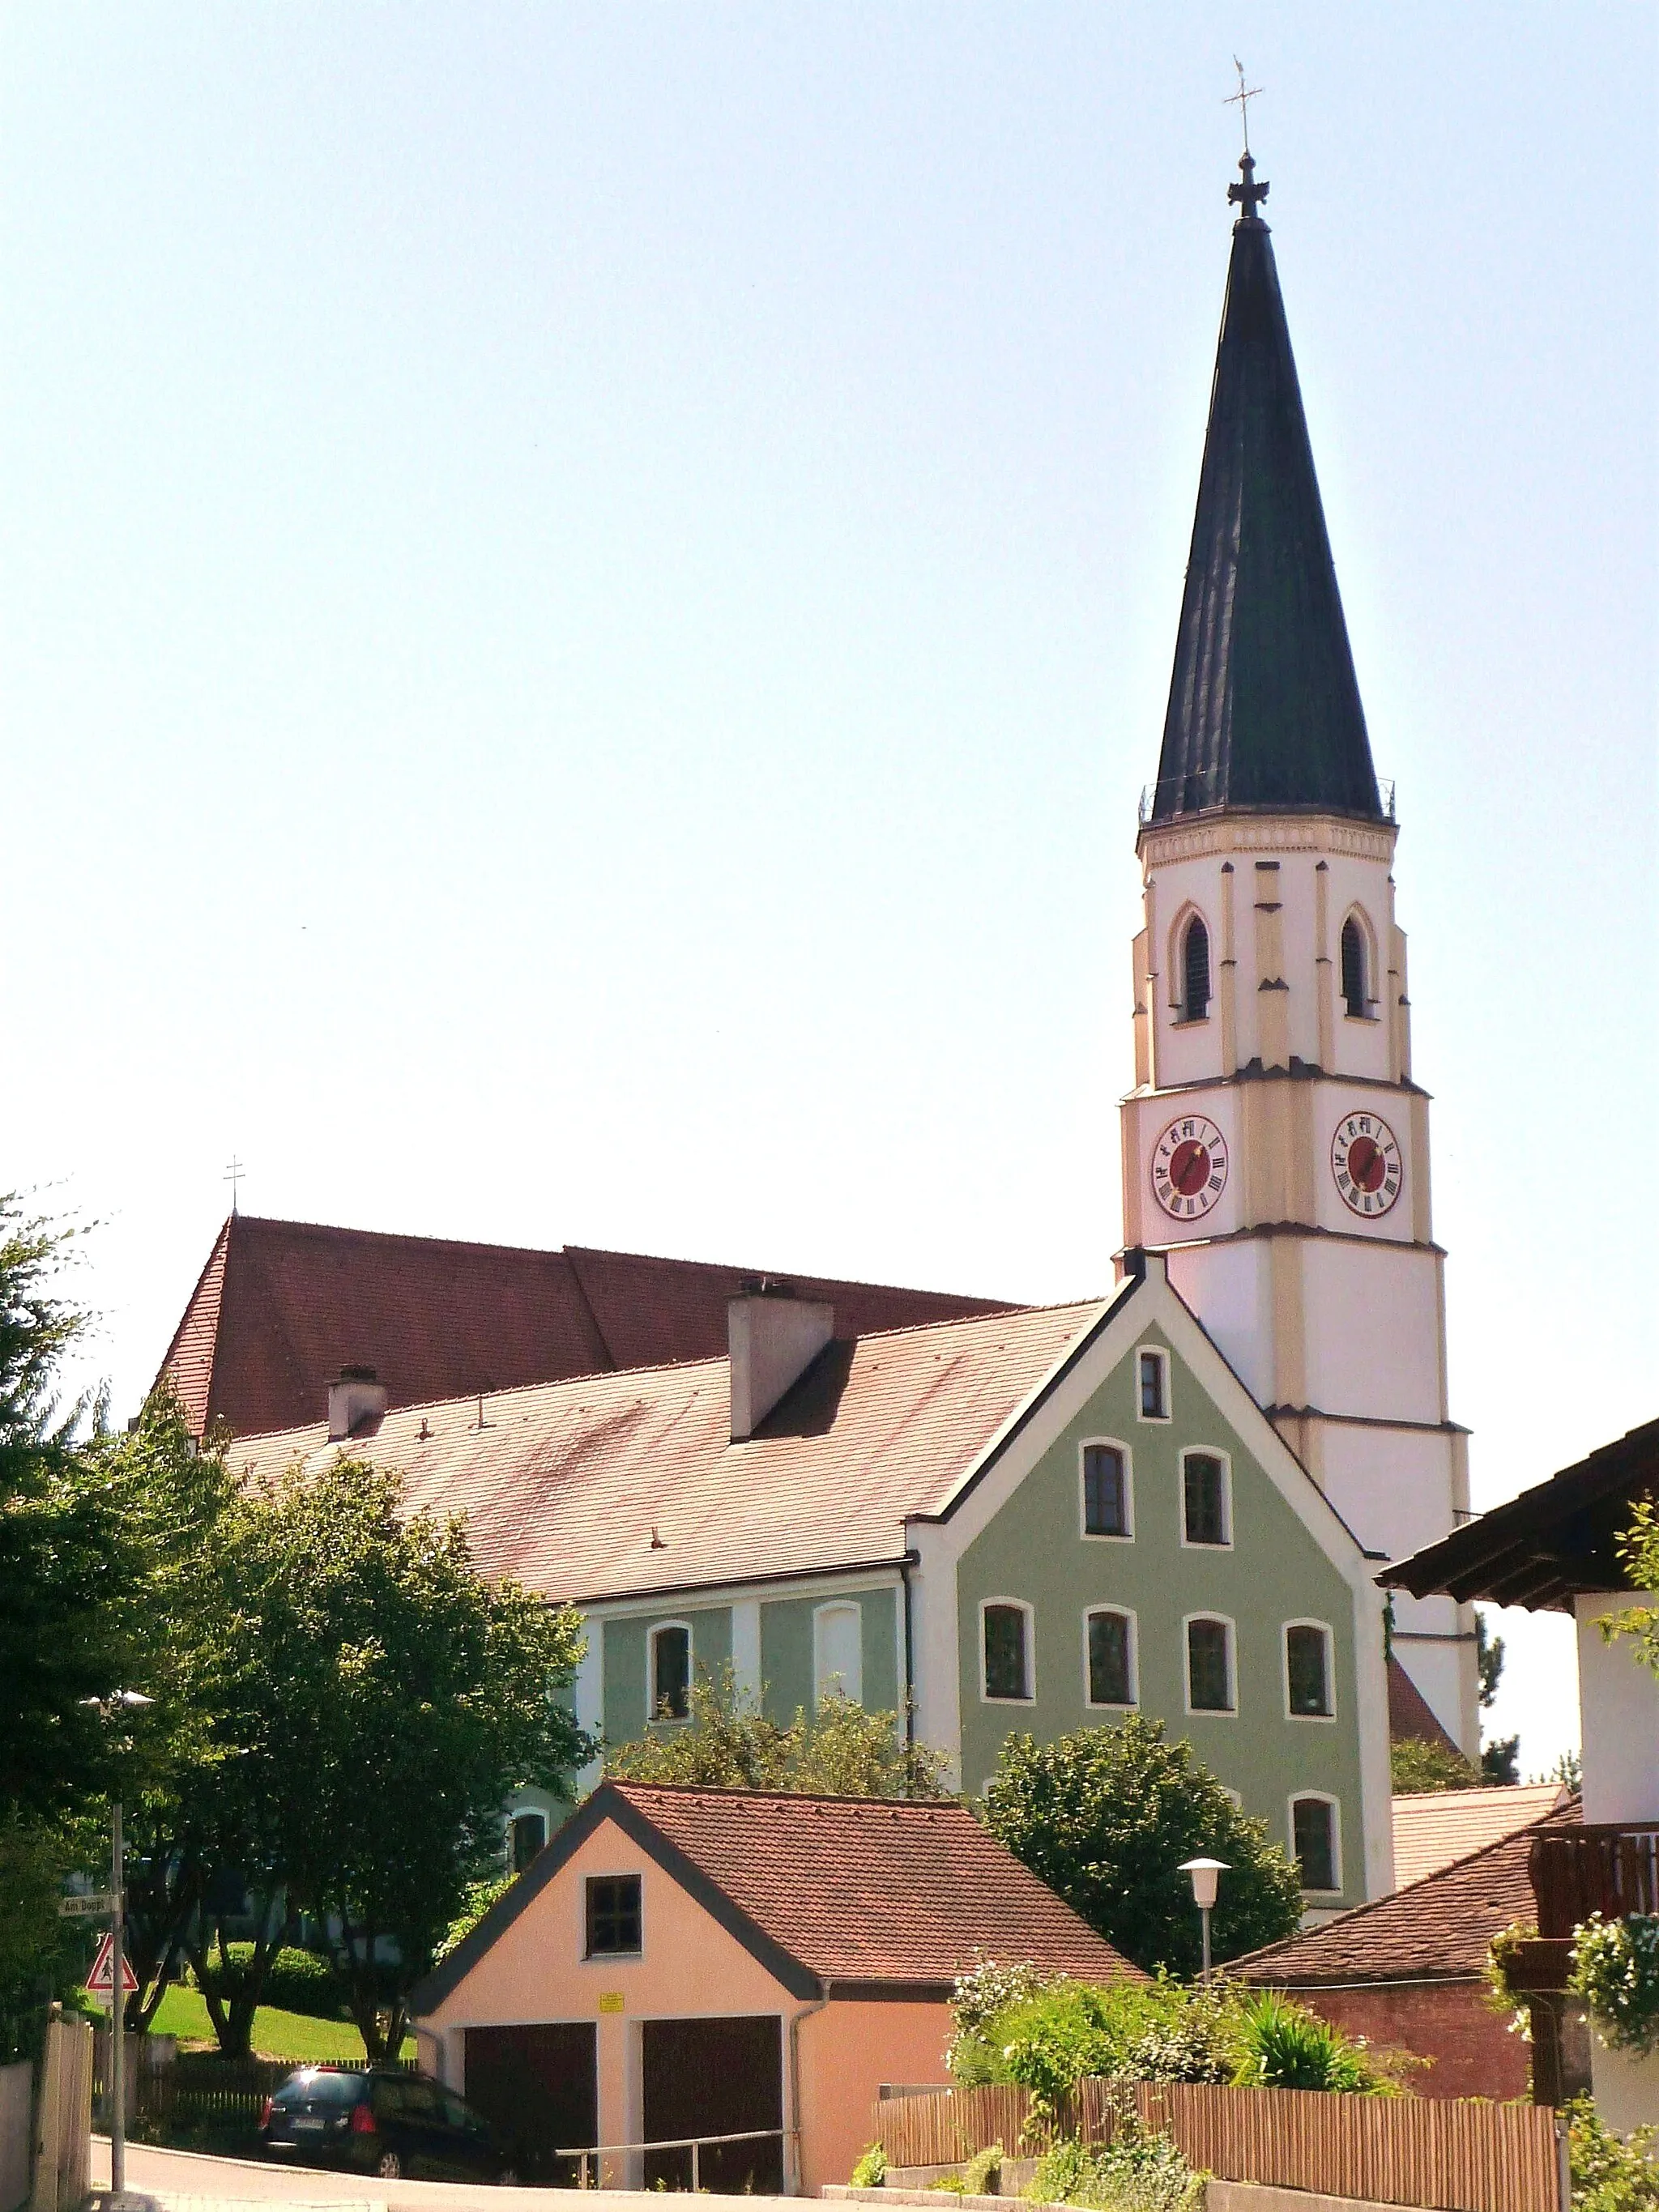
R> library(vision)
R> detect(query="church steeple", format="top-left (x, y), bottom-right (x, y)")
top-left (1150, 158), bottom-right (1383, 824)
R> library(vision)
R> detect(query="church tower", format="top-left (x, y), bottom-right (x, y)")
top-left (1120, 155), bottom-right (1479, 1755)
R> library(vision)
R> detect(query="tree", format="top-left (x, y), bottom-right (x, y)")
top-left (209, 1457), bottom-right (591, 2061)
top-left (1601, 1502), bottom-right (1659, 1677)
top-left (1390, 1736), bottom-right (1482, 1792)
top-left (982, 1718), bottom-right (1303, 1976)
top-left (604, 1668), bottom-right (950, 1797)
top-left (0, 1198), bottom-right (143, 1820)
top-left (1472, 1609), bottom-right (1519, 1784)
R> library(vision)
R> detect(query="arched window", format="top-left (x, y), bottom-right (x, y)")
top-left (982, 1600), bottom-right (1033, 1703)
top-left (510, 1810), bottom-right (547, 1872)
top-left (1182, 915), bottom-right (1211, 1021)
top-left (1291, 1796), bottom-right (1341, 1893)
top-left (813, 1601), bottom-right (863, 1706)
top-left (1340, 915), bottom-right (1368, 1018)
top-left (650, 1622), bottom-right (691, 1722)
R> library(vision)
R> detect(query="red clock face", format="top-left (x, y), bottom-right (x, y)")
top-left (1331, 1111), bottom-right (1403, 1217)
top-left (1151, 1115), bottom-right (1229, 1221)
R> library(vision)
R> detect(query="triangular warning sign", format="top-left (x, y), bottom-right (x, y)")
top-left (86, 1930), bottom-right (138, 1996)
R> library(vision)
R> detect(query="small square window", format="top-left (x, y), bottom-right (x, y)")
top-left (1138, 1351), bottom-right (1168, 1421)
top-left (983, 1604), bottom-right (1031, 1702)
top-left (1082, 1445), bottom-right (1129, 1536)
top-left (1183, 1454), bottom-right (1229, 1545)
top-left (1086, 1611), bottom-right (1135, 1707)
top-left (586, 1874), bottom-right (642, 1957)
top-left (1187, 1617), bottom-right (1234, 1713)
top-left (1286, 1626), bottom-right (1333, 1717)
top-left (1292, 1799), bottom-right (1338, 1893)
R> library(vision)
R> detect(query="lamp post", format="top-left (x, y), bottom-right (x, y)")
top-left (81, 1691), bottom-right (152, 2205)
top-left (1179, 1856), bottom-right (1228, 1984)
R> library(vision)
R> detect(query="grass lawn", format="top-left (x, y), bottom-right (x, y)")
top-left (146, 1984), bottom-right (416, 2062)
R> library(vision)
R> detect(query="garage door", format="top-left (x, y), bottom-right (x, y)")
top-left (464, 2022), bottom-right (597, 2184)
top-left (642, 2014), bottom-right (784, 2194)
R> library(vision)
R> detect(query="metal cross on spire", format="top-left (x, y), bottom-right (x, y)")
top-left (1225, 57), bottom-right (1263, 155)
top-left (224, 1157), bottom-right (245, 1213)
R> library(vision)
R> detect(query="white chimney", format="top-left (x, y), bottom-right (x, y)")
top-left (327, 1365), bottom-right (389, 1442)
top-left (728, 1284), bottom-right (834, 1443)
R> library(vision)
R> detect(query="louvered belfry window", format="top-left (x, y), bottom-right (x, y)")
top-left (1183, 917), bottom-right (1211, 1021)
top-left (1341, 917), bottom-right (1367, 1017)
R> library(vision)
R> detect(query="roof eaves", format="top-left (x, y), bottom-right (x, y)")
top-left (914, 1287), bottom-right (1131, 1526)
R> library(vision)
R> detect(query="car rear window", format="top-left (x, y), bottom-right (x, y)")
top-left (274, 2071), bottom-right (365, 2108)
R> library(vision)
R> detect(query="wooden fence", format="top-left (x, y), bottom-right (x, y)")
top-left (873, 2078), bottom-right (1562, 2212)
top-left (91, 2048), bottom-right (415, 2132)
top-left (28, 2016), bottom-right (92, 2212)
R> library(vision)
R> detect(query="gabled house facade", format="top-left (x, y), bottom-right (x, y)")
top-left (231, 1251), bottom-right (1394, 1915)
top-left (407, 1779), bottom-right (1138, 2196)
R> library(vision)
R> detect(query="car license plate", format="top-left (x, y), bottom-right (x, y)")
top-left (292, 2116), bottom-right (325, 2132)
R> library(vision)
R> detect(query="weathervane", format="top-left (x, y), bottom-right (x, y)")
top-left (1225, 57), bottom-right (1262, 155)
top-left (1225, 58), bottom-right (1269, 223)
top-left (224, 1157), bottom-right (245, 1213)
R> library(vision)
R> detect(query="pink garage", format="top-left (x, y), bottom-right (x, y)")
top-left (411, 1781), bottom-right (1137, 2195)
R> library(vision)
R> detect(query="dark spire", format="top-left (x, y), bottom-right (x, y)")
top-left (1149, 158), bottom-right (1384, 824)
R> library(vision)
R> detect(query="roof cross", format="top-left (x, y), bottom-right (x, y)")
top-left (1225, 57), bottom-right (1263, 156)
top-left (224, 1156), bottom-right (245, 1213)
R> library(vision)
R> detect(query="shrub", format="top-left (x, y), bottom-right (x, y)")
top-left (1566, 2095), bottom-right (1659, 2212)
top-left (948, 1957), bottom-right (1056, 2084)
top-left (962, 2143), bottom-right (1003, 2196)
top-left (191, 1944), bottom-right (345, 2020)
top-left (1030, 2112), bottom-right (1203, 2212)
top-left (850, 2142), bottom-right (887, 2189)
top-left (1571, 1915), bottom-right (1659, 2056)
top-left (1230, 1991), bottom-right (1396, 2095)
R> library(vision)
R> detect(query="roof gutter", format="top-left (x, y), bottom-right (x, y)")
top-left (898, 1552), bottom-right (917, 1755)
top-left (787, 1993), bottom-right (830, 2194)
top-left (556, 1554), bottom-right (913, 1610)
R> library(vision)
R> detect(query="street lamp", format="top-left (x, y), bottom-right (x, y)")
top-left (81, 1691), bottom-right (152, 2207)
top-left (1179, 1856), bottom-right (1228, 1984)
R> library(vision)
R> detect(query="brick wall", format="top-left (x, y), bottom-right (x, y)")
top-left (1286, 1979), bottom-right (1530, 2102)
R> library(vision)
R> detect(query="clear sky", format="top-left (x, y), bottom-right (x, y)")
top-left (5, 6), bottom-right (1654, 1777)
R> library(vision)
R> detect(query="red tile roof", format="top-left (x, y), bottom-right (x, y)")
top-left (415, 1781), bottom-right (1139, 2014)
top-left (1392, 1784), bottom-right (1569, 1890)
top-left (1386, 1655), bottom-right (1460, 1754)
top-left (229, 1297), bottom-right (1114, 1604)
top-left (155, 1214), bottom-right (1017, 1439)
top-left (1232, 1801), bottom-right (1580, 1988)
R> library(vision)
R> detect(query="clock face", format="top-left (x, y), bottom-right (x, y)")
top-left (1331, 1111), bottom-right (1403, 1217)
top-left (1151, 1115), bottom-right (1229, 1221)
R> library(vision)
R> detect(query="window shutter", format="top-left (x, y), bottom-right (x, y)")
top-left (1183, 918), bottom-right (1211, 1019)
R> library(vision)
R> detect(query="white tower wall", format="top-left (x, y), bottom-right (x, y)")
top-left (1122, 807), bottom-right (1479, 1754)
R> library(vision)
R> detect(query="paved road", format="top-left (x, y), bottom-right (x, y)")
top-left (91, 2138), bottom-right (795, 2212)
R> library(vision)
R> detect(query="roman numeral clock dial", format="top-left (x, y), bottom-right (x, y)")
top-left (1331, 1111), bottom-right (1403, 1217)
top-left (1151, 1115), bottom-right (1229, 1221)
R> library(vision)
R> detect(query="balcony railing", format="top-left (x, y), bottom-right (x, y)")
top-left (1531, 1825), bottom-right (1659, 1938)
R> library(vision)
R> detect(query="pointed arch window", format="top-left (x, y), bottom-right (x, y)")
top-left (1181, 915), bottom-right (1211, 1022)
top-left (1340, 916), bottom-right (1369, 1018)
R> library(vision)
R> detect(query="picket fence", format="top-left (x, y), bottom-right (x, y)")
top-left (92, 2046), bottom-right (418, 2132)
top-left (873, 2078), bottom-right (1562, 2212)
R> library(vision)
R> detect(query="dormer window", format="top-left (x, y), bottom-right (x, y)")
top-left (1180, 915), bottom-right (1211, 1022)
top-left (1340, 915), bottom-right (1369, 1018)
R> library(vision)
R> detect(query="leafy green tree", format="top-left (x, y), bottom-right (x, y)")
top-left (1389, 1736), bottom-right (1482, 1792)
top-left (1601, 1503), bottom-right (1659, 1678)
top-left (0, 1199), bottom-right (142, 1819)
top-left (208, 1457), bottom-right (591, 2061)
top-left (981, 1718), bottom-right (1303, 1975)
top-left (605, 1668), bottom-right (950, 1797)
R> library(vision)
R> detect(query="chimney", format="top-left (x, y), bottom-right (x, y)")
top-left (728, 1282), bottom-right (834, 1443)
top-left (328, 1364), bottom-right (388, 1442)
